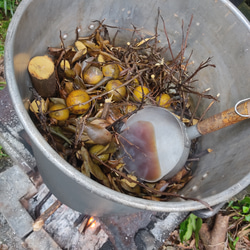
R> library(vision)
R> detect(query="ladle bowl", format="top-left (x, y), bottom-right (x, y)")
top-left (119, 100), bottom-right (250, 182)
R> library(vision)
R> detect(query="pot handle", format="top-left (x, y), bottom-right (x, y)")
top-left (197, 99), bottom-right (250, 135)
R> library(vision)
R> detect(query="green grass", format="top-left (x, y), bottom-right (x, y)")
top-left (0, 1), bottom-right (22, 57)
top-left (0, 19), bottom-right (10, 57)
top-left (0, 0), bottom-right (21, 17)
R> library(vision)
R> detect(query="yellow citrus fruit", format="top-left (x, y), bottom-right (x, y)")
top-left (105, 80), bottom-right (126, 101)
top-left (126, 104), bottom-right (137, 113)
top-left (66, 89), bottom-right (91, 114)
top-left (133, 86), bottom-right (150, 102)
top-left (156, 93), bottom-right (171, 108)
top-left (89, 144), bottom-right (110, 164)
top-left (83, 66), bottom-right (103, 85)
top-left (102, 64), bottom-right (120, 79)
top-left (49, 103), bottom-right (69, 121)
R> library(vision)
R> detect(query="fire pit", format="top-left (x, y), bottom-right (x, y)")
top-left (5, 0), bottom-right (250, 217)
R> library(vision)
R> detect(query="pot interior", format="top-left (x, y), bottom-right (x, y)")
top-left (6, 0), bottom-right (250, 215)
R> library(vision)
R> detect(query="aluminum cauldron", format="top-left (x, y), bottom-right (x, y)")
top-left (5, 0), bottom-right (250, 216)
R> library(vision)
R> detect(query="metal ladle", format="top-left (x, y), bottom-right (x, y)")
top-left (119, 99), bottom-right (250, 182)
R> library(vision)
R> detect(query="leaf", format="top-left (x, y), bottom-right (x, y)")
top-left (227, 200), bottom-right (234, 208)
top-left (233, 216), bottom-right (240, 220)
top-left (189, 214), bottom-right (197, 230)
top-left (179, 219), bottom-right (189, 243)
top-left (78, 146), bottom-right (110, 188)
top-left (195, 217), bottom-right (202, 248)
top-left (233, 236), bottom-right (239, 247)
top-left (50, 97), bottom-right (66, 105)
top-left (179, 214), bottom-right (195, 242)
top-left (244, 214), bottom-right (250, 222)
top-left (239, 196), bottom-right (250, 205)
top-left (30, 98), bottom-right (49, 113)
top-left (242, 206), bottom-right (249, 214)
top-left (76, 147), bottom-right (91, 177)
top-left (49, 126), bottom-right (72, 145)
top-left (84, 123), bottom-right (113, 145)
top-left (72, 49), bottom-right (87, 63)
top-left (179, 213), bottom-right (202, 244)
top-left (239, 197), bottom-right (250, 209)
top-left (120, 180), bottom-right (141, 194)
top-left (121, 174), bottom-right (138, 188)
top-left (232, 205), bottom-right (240, 210)
top-left (184, 217), bottom-right (194, 241)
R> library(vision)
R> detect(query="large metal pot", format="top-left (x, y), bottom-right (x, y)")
top-left (5, 0), bottom-right (250, 216)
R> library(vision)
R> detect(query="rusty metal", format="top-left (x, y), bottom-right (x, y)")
top-left (234, 97), bottom-right (250, 117)
top-left (197, 100), bottom-right (250, 135)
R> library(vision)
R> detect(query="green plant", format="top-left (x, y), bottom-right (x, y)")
top-left (0, 0), bottom-right (21, 17)
top-left (0, 81), bottom-right (6, 90)
top-left (0, 19), bottom-right (10, 56)
top-left (179, 213), bottom-right (203, 248)
top-left (0, 145), bottom-right (8, 158)
top-left (0, 1), bottom-right (22, 56)
top-left (228, 196), bottom-right (250, 222)
top-left (227, 196), bottom-right (250, 249)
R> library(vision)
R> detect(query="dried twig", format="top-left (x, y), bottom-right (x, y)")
top-left (33, 200), bottom-right (62, 231)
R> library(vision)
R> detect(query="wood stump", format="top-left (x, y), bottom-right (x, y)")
top-left (28, 55), bottom-right (57, 97)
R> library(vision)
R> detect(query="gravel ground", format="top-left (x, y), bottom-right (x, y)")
top-left (0, 157), bottom-right (29, 250)
top-left (0, 213), bottom-right (28, 250)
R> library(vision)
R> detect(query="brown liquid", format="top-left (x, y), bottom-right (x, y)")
top-left (119, 121), bottom-right (161, 181)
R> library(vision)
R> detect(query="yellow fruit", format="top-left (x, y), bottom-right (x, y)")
top-left (89, 144), bottom-right (109, 164)
top-left (156, 93), bottom-right (171, 108)
top-left (126, 104), bottom-right (137, 113)
top-left (133, 86), bottom-right (150, 102)
top-left (49, 103), bottom-right (69, 121)
top-left (66, 89), bottom-right (91, 114)
top-left (102, 64), bottom-right (120, 79)
top-left (105, 80), bottom-right (126, 101)
top-left (83, 66), bottom-right (103, 85)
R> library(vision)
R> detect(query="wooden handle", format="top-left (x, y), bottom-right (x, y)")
top-left (197, 100), bottom-right (250, 135)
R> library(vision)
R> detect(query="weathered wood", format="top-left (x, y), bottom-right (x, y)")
top-left (28, 55), bottom-right (57, 97)
top-left (33, 200), bottom-right (62, 231)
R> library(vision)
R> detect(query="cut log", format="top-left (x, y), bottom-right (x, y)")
top-left (28, 55), bottom-right (57, 97)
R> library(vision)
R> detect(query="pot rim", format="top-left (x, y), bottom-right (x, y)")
top-left (5, 0), bottom-right (250, 213)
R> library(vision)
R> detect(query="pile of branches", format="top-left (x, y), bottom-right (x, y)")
top-left (29, 12), bottom-right (217, 206)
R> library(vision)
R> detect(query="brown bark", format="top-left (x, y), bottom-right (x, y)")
top-left (199, 213), bottom-right (229, 250)
top-left (28, 55), bottom-right (57, 97)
